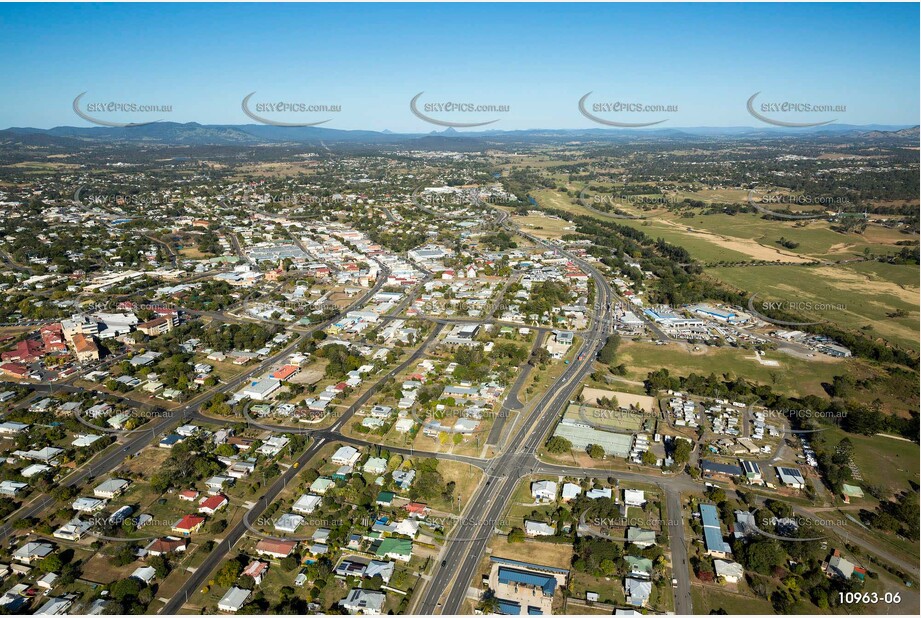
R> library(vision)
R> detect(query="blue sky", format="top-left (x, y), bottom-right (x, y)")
top-left (0, 2), bottom-right (917, 130)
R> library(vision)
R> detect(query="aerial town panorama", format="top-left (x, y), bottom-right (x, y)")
top-left (0, 2), bottom-right (918, 617)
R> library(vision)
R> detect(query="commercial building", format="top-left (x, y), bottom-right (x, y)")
top-left (741, 460), bottom-right (763, 483)
top-left (488, 557), bottom-right (569, 616)
top-left (240, 378), bottom-right (282, 401)
top-left (71, 333), bottom-right (100, 362)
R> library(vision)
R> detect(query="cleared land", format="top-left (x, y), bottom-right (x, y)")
top-left (706, 262), bottom-right (919, 351)
top-left (616, 340), bottom-right (847, 398)
top-left (580, 387), bottom-right (656, 412)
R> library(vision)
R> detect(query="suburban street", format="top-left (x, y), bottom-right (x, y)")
top-left (2, 203), bottom-right (913, 618)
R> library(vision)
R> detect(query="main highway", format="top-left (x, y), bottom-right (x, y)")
top-left (1, 197), bottom-right (835, 617)
top-left (416, 231), bottom-right (616, 613)
top-left (10, 184), bottom-right (911, 617)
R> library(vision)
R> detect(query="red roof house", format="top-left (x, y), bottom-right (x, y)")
top-left (198, 494), bottom-right (229, 515)
top-left (255, 539), bottom-right (297, 559)
top-left (171, 515), bottom-right (206, 536)
top-left (405, 502), bottom-right (429, 518)
top-left (148, 537), bottom-right (188, 556)
top-left (242, 560), bottom-right (269, 585)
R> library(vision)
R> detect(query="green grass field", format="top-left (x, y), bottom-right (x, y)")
top-left (816, 427), bottom-right (919, 497)
top-left (532, 188), bottom-right (919, 352)
top-left (706, 262), bottom-right (919, 351)
top-left (533, 187), bottom-right (914, 265)
top-left (630, 210), bottom-right (910, 261)
top-left (618, 341), bottom-right (848, 398)
top-left (691, 584), bottom-right (778, 615)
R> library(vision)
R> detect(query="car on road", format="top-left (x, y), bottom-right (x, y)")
top-left (672, 578), bottom-right (678, 587)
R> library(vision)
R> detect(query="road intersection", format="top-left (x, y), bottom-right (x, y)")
top-left (2, 208), bottom-right (907, 617)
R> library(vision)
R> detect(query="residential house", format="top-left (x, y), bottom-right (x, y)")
top-left (340, 588), bottom-right (386, 615)
top-left (255, 539), bottom-right (298, 560)
top-left (242, 561), bottom-right (269, 586)
top-left (524, 521), bottom-right (555, 537)
top-left (531, 480), bottom-right (558, 502)
top-left (218, 587), bottom-right (251, 613)
top-left (172, 515), bottom-right (206, 537)
top-left (93, 478), bottom-right (130, 499)
top-left (713, 559), bottom-right (744, 584)
top-left (198, 494), bottom-right (229, 515)
top-left (292, 494), bottom-right (322, 515)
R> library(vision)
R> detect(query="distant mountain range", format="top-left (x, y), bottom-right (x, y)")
top-left (0, 122), bottom-right (917, 147)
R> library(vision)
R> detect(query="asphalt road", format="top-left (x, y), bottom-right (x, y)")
top-left (416, 235), bottom-right (613, 613)
top-left (10, 206), bottom-right (911, 616)
top-left (484, 331), bottom-right (543, 446)
top-left (665, 486), bottom-right (693, 614)
top-left (165, 323), bottom-right (447, 612)
top-left (160, 434), bottom-right (329, 614)
top-left (0, 265), bottom-right (391, 541)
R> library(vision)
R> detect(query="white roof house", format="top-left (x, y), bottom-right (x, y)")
top-left (365, 560), bottom-right (395, 584)
top-left (332, 445), bottom-right (361, 466)
top-left (531, 480), bottom-right (558, 502)
top-left (524, 520), bottom-right (556, 536)
top-left (71, 434), bottom-right (103, 448)
top-left (21, 463), bottom-right (52, 478)
top-left (624, 489), bottom-right (645, 507)
top-left (394, 418), bottom-right (415, 433)
top-left (393, 519), bottom-right (419, 538)
top-left (0, 480), bottom-right (27, 497)
top-left (309, 477), bottom-right (335, 495)
top-left (828, 554), bottom-right (856, 580)
top-left (392, 469), bottom-right (416, 490)
top-left (0, 421), bottom-right (29, 434)
top-left (292, 494), bottom-right (323, 514)
top-left (34, 597), bottom-right (73, 615)
top-left (13, 542), bottom-right (54, 564)
top-left (363, 457), bottom-right (388, 475)
top-left (36, 572), bottom-right (58, 590)
top-left (131, 566), bottom-right (157, 585)
top-left (713, 559), bottom-right (744, 583)
top-left (72, 497), bottom-right (107, 512)
top-left (206, 475), bottom-right (235, 493)
top-left (626, 577), bottom-right (652, 607)
top-left (341, 588), bottom-right (386, 615)
top-left (561, 483), bottom-right (582, 502)
top-left (53, 517), bottom-right (92, 541)
top-left (274, 513), bottom-right (305, 533)
top-left (93, 478), bottom-right (130, 498)
top-left (218, 586), bottom-right (251, 613)
top-left (586, 487), bottom-right (613, 500)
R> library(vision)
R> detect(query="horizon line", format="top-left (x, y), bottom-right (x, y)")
top-left (4, 122), bottom-right (918, 134)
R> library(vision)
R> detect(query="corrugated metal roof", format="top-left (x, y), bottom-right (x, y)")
top-left (497, 567), bottom-right (557, 595)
